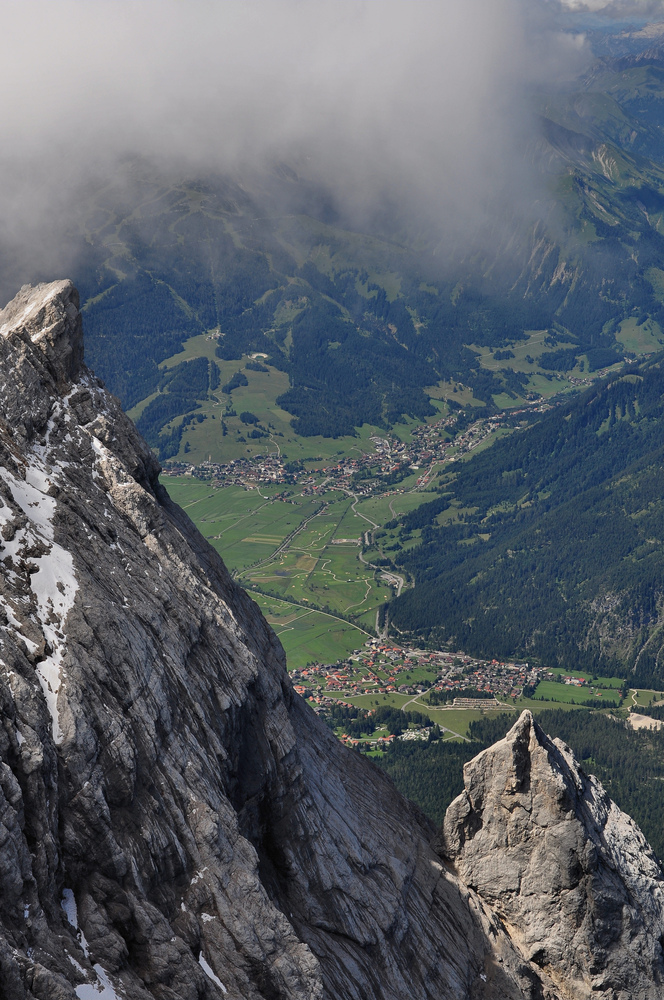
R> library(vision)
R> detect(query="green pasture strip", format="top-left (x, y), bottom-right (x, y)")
top-left (353, 490), bottom-right (434, 525)
top-left (631, 688), bottom-right (664, 707)
top-left (532, 680), bottom-right (620, 705)
top-left (615, 315), bottom-right (663, 354)
top-left (546, 667), bottom-right (624, 689)
top-left (250, 592), bottom-right (369, 669)
top-left (511, 696), bottom-right (589, 713)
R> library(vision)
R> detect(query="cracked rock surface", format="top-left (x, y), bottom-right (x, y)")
top-left (0, 280), bottom-right (661, 1000)
top-left (438, 710), bottom-right (664, 1000)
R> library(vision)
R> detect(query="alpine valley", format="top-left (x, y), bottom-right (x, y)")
top-left (6, 9), bottom-right (664, 1000)
top-left (0, 272), bottom-right (663, 1000)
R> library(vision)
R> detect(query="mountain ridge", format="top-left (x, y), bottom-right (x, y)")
top-left (0, 280), bottom-right (662, 998)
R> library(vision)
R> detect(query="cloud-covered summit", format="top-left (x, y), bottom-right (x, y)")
top-left (0, 0), bottom-right (627, 287)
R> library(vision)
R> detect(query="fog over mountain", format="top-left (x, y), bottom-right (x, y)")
top-left (560, 0), bottom-right (664, 16)
top-left (0, 0), bottom-right (598, 289)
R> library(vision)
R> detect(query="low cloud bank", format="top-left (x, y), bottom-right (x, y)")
top-left (0, 1), bottom-right (613, 288)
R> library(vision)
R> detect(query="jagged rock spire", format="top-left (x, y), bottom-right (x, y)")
top-left (439, 710), bottom-right (664, 999)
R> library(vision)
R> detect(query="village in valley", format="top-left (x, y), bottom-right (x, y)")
top-left (286, 638), bottom-right (623, 749)
top-left (162, 405), bottom-right (551, 493)
top-left (161, 384), bottom-right (637, 751)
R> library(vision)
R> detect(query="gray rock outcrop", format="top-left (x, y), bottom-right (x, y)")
top-left (0, 279), bottom-right (662, 1000)
top-left (439, 710), bottom-right (664, 999)
top-left (0, 281), bottom-right (554, 999)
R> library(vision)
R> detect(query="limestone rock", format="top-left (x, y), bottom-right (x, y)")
top-left (438, 710), bottom-right (664, 999)
top-left (0, 280), bottom-right (661, 999)
top-left (0, 281), bottom-right (556, 999)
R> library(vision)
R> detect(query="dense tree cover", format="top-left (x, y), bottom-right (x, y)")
top-left (391, 360), bottom-right (664, 684)
top-left (275, 289), bottom-right (437, 437)
top-left (632, 704), bottom-right (664, 720)
top-left (324, 702), bottom-right (430, 739)
top-left (427, 688), bottom-right (496, 705)
top-left (378, 709), bottom-right (664, 862)
top-left (135, 357), bottom-right (210, 459)
top-left (83, 273), bottom-right (199, 409)
top-left (377, 715), bottom-right (517, 825)
top-left (395, 494), bottom-right (451, 532)
top-left (220, 370), bottom-right (248, 394)
top-left (539, 347), bottom-right (579, 371)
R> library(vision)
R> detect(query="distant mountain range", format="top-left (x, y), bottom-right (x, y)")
top-left (51, 23), bottom-right (664, 463)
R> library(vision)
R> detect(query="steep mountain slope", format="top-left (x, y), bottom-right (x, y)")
top-left (0, 280), bottom-right (558, 1000)
top-left (391, 357), bottom-right (664, 680)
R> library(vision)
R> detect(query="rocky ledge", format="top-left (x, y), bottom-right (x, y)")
top-left (0, 281), bottom-right (661, 1000)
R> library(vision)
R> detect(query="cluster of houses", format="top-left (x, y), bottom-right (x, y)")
top-left (161, 407), bottom-right (535, 493)
top-left (290, 639), bottom-right (542, 704)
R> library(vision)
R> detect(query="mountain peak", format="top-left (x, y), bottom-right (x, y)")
top-left (439, 709), bottom-right (664, 998)
top-left (0, 279), bottom-right (83, 385)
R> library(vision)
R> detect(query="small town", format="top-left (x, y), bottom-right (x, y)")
top-left (285, 639), bottom-right (618, 748)
top-left (289, 639), bottom-right (540, 705)
top-left (162, 402), bottom-right (553, 491)
top-left (287, 638), bottom-right (536, 748)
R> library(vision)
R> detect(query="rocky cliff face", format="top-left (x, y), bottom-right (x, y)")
top-left (0, 281), bottom-right (662, 1000)
top-left (439, 711), bottom-right (664, 999)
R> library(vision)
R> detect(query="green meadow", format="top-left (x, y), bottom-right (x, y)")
top-left (251, 593), bottom-right (368, 669)
top-left (162, 476), bottom-right (437, 664)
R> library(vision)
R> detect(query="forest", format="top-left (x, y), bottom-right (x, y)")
top-left (390, 359), bottom-right (664, 685)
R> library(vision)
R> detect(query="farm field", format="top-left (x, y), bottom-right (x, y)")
top-left (160, 474), bottom-right (651, 759)
top-left (161, 475), bottom-right (437, 659)
top-left (529, 680), bottom-right (621, 705)
top-left (251, 592), bottom-right (368, 669)
top-left (162, 476), bottom-right (641, 742)
top-left (165, 480), bottom-right (325, 570)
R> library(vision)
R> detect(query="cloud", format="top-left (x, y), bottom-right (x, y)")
top-left (0, 0), bottom-right (598, 291)
top-left (556, 0), bottom-right (664, 16)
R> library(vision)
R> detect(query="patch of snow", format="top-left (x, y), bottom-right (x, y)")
top-left (67, 952), bottom-right (86, 976)
top-left (5, 471), bottom-right (57, 537)
top-left (16, 729), bottom-right (24, 746)
top-left (61, 888), bottom-right (78, 929)
top-left (1, 465), bottom-right (78, 743)
top-left (62, 889), bottom-right (91, 960)
top-left (24, 465), bottom-right (53, 494)
top-left (68, 953), bottom-right (86, 975)
top-left (190, 866), bottom-right (208, 885)
top-left (23, 904), bottom-right (29, 919)
top-left (75, 965), bottom-right (120, 1000)
top-left (200, 912), bottom-right (215, 923)
top-left (199, 954), bottom-right (227, 993)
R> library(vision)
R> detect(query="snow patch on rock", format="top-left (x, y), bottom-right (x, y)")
top-left (1, 464), bottom-right (78, 742)
top-left (199, 953), bottom-right (227, 993)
